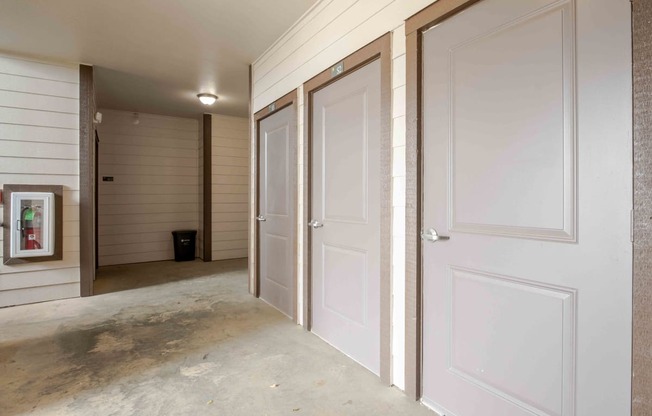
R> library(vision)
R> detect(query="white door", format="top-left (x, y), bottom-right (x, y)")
top-left (421, 0), bottom-right (632, 415)
top-left (258, 105), bottom-right (296, 319)
top-left (311, 59), bottom-right (381, 374)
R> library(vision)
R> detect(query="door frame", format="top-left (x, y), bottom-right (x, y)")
top-left (253, 90), bottom-right (299, 322)
top-left (632, 1), bottom-right (652, 414)
top-left (302, 33), bottom-right (392, 384)
top-left (202, 114), bottom-right (213, 262)
top-left (404, 0), bottom-right (645, 408)
top-left (79, 64), bottom-right (96, 297)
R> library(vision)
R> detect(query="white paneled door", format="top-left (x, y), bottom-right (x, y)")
top-left (258, 105), bottom-right (296, 319)
top-left (311, 60), bottom-right (381, 375)
top-left (421, 0), bottom-right (632, 415)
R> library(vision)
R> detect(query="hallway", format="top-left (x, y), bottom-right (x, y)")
top-left (0, 260), bottom-right (431, 416)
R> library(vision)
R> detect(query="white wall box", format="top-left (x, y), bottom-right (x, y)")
top-left (3, 185), bottom-right (63, 265)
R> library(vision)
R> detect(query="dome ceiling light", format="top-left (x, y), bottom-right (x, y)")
top-left (197, 93), bottom-right (218, 105)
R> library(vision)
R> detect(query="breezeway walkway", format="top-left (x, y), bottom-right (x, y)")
top-left (0, 259), bottom-right (432, 416)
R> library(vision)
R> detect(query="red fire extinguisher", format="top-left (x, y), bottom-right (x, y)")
top-left (33, 207), bottom-right (43, 249)
top-left (21, 206), bottom-right (42, 250)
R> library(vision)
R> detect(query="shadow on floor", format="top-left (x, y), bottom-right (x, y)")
top-left (0, 259), bottom-right (272, 415)
top-left (94, 258), bottom-right (247, 295)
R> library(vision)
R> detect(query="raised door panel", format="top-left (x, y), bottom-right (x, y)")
top-left (449, 268), bottom-right (575, 416)
top-left (322, 243), bottom-right (367, 326)
top-left (446, 2), bottom-right (575, 241)
top-left (323, 90), bottom-right (368, 223)
top-left (265, 125), bottom-right (289, 217)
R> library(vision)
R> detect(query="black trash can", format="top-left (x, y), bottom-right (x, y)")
top-left (171, 230), bottom-right (197, 262)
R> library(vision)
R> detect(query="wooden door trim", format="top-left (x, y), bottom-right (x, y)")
top-left (302, 33), bottom-right (392, 385)
top-left (633, 1), bottom-right (652, 414)
top-left (202, 114), bottom-right (212, 262)
top-left (253, 90), bottom-right (299, 323)
top-left (404, 0), bottom-right (490, 400)
top-left (79, 64), bottom-right (95, 297)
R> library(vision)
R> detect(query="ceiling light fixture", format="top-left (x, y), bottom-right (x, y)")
top-left (197, 93), bottom-right (218, 105)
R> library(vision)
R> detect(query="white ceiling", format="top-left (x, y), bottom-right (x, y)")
top-left (0, 0), bottom-right (317, 118)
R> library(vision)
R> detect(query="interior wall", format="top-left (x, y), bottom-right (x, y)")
top-left (0, 52), bottom-right (80, 307)
top-left (251, 0), bottom-right (437, 390)
top-left (210, 114), bottom-right (249, 261)
top-left (633, 0), bottom-right (652, 413)
top-left (96, 110), bottom-right (199, 266)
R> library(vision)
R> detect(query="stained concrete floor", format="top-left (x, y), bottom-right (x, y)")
top-left (0, 259), bottom-right (433, 416)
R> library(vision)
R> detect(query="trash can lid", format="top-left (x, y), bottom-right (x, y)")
top-left (172, 230), bottom-right (197, 234)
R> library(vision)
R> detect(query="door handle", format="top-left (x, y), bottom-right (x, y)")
top-left (308, 220), bottom-right (324, 229)
top-left (256, 215), bottom-right (266, 222)
top-left (420, 228), bottom-right (449, 242)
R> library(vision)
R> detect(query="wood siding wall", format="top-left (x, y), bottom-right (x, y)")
top-left (211, 114), bottom-right (249, 260)
top-left (0, 53), bottom-right (80, 307)
top-left (251, 0), bottom-right (436, 389)
top-left (96, 110), bottom-right (199, 266)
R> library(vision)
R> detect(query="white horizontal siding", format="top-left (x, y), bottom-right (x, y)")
top-left (252, 0), bottom-right (434, 111)
top-left (0, 106), bottom-right (78, 129)
top-left (99, 221), bottom-right (199, 236)
top-left (101, 143), bottom-right (198, 158)
top-left (99, 165), bottom-right (198, 177)
top-left (101, 184), bottom-right (198, 196)
top-left (0, 157), bottom-right (78, 174)
top-left (0, 123), bottom-right (78, 144)
top-left (0, 140), bottom-right (78, 160)
top-left (0, 281), bottom-right (80, 308)
top-left (211, 114), bottom-right (249, 261)
top-left (0, 52), bottom-right (80, 307)
top-left (0, 55), bottom-right (78, 83)
top-left (0, 73), bottom-right (78, 98)
top-left (210, 222), bottom-right (248, 232)
top-left (97, 110), bottom-right (199, 266)
top-left (251, 0), bottom-right (437, 389)
top-left (213, 203), bottom-right (248, 212)
top-left (99, 193), bottom-right (199, 205)
top-left (95, 127), bottom-right (197, 141)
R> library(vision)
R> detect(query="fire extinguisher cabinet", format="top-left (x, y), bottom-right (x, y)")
top-left (10, 192), bottom-right (55, 258)
top-left (2, 184), bottom-right (63, 265)
top-left (171, 230), bottom-right (197, 262)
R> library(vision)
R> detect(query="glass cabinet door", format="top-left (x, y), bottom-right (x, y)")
top-left (10, 192), bottom-right (54, 258)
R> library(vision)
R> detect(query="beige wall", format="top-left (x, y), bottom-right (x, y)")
top-left (251, 0), bottom-right (437, 389)
top-left (96, 110), bottom-right (199, 266)
top-left (0, 53), bottom-right (80, 307)
top-left (211, 114), bottom-right (249, 260)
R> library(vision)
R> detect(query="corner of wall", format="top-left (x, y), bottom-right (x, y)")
top-left (0, 52), bottom-right (81, 307)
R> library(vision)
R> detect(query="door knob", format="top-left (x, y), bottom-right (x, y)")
top-left (308, 220), bottom-right (324, 229)
top-left (420, 228), bottom-right (449, 242)
top-left (256, 215), bottom-right (266, 222)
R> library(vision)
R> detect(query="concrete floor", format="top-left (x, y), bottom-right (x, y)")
top-left (0, 259), bottom-right (433, 416)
